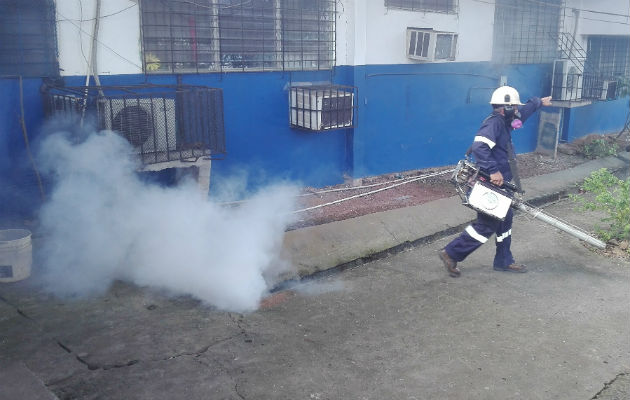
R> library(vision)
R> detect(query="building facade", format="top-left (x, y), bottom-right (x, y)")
top-left (1, 0), bottom-right (628, 213)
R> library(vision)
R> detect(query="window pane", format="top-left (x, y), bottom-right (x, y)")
top-left (0, 0), bottom-right (58, 76)
top-left (385, 0), bottom-right (457, 14)
top-left (435, 34), bottom-right (453, 60)
top-left (492, 0), bottom-right (561, 64)
top-left (141, 0), bottom-right (335, 73)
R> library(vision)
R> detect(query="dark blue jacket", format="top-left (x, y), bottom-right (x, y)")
top-left (471, 97), bottom-right (543, 182)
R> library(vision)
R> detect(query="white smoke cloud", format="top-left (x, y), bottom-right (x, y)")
top-left (36, 129), bottom-right (297, 313)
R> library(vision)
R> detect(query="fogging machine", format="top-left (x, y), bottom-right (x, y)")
top-left (451, 160), bottom-right (606, 249)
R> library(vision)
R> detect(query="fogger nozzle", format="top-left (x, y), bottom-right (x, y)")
top-left (515, 202), bottom-right (606, 249)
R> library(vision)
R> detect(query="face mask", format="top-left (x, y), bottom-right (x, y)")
top-left (504, 106), bottom-right (522, 129)
top-left (511, 119), bottom-right (523, 129)
top-left (504, 105), bottom-right (516, 119)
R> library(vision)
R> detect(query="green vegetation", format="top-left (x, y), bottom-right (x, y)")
top-left (582, 138), bottom-right (619, 159)
top-left (571, 168), bottom-right (630, 249)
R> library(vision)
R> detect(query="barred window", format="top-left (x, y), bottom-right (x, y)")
top-left (492, 0), bottom-right (561, 64)
top-left (582, 35), bottom-right (630, 98)
top-left (585, 36), bottom-right (630, 78)
top-left (140, 0), bottom-right (335, 73)
top-left (385, 0), bottom-right (457, 14)
top-left (0, 0), bottom-right (58, 77)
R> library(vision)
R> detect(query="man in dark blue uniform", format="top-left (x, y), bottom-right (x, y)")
top-left (439, 86), bottom-right (552, 278)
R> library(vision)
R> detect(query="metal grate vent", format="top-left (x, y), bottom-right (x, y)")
top-left (289, 85), bottom-right (357, 132)
top-left (43, 84), bottom-right (226, 165)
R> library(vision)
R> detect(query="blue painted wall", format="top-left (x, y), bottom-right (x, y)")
top-left (1, 77), bottom-right (48, 216)
top-left (1, 63), bottom-right (627, 218)
top-left (565, 97), bottom-right (629, 142)
top-left (349, 62), bottom-right (554, 178)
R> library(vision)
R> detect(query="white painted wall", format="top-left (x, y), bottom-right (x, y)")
top-left (56, 0), bottom-right (142, 76)
top-left (563, 0), bottom-right (630, 50)
top-left (335, 0), bottom-right (495, 66)
top-left (54, 0), bottom-right (628, 74)
top-left (567, 0), bottom-right (630, 36)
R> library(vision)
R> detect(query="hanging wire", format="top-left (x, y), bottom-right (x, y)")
top-left (291, 169), bottom-right (455, 214)
top-left (56, 10), bottom-right (143, 69)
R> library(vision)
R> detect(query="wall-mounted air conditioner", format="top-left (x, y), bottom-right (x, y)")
top-left (98, 97), bottom-right (177, 155)
top-left (289, 86), bottom-right (355, 131)
top-left (601, 80), bottom-right (617, 100)
top-left (406, 28), bottom-right (457, 62)
top-left (48, 94), bottom-right (84, 116)
top-left (551, 59), bottom-right (583, 101)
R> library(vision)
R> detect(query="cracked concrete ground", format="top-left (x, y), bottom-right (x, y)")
top-left (0, 196), bottom-right (628, 399)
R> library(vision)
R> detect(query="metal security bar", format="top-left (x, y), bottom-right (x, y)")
top-left (43, 84), bottom-right (226, 165)
top-left (582, 36), bottom-right (630, 100)
top-left (289, 85), bottom-right (357, 131)
top-left (0, 0), bottom-right (58, 77)
top-left (385, 0), bottom-right (457, 14)
top-left (493, 0), bottom-right (562, 64)
top-left (140, 0), bottom-right (336, 73)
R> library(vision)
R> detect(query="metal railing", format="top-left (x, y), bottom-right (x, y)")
top-left (43, 84), bottom-right (226, 165)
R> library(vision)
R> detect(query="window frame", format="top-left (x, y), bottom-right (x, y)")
top-left (385, 0), bottom-right (458, 15)
top-left (582, 35), bottom-right (630, 99)
top-left (406, 28), bottom-right (458, 62)
top-left (492, 0), bottom-right (562, 65)
top-left (139, 0), bottom-right (336, 74)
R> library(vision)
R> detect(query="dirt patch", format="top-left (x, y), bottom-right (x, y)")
top-left (288, 151), bottom-right (592, 230)
top-left (289, 130), bottom-right (630, 231)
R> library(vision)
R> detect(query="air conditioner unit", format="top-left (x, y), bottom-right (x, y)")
top-left (98, 97), bottom-right (177, 155)
top-left (290, 88), bottom-right (354, 131)
top-left (551, 59), bottom-right (583, 101)
top-left (49, 94), bottom-right (84, 116)
top-left (406, 28), bottom-right (457, 62)
top-left (601, 80), bottom-right (617, 100)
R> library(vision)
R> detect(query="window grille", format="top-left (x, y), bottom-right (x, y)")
top-left (42, 84), bottom-right (226, 165)
top-left (0, 0), bottom-right (58, 77)
top-left (492, 0), bottom-right (562, 64)
top-left (385, 0), bottom-right (457, 14)
top-left (140, 0), bottom-right (336, 73)
top-left (582, 36), bottom-right (630, 100)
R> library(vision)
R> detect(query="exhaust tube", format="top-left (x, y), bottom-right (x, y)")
top-left (515, 202), bottom-right (607, 250)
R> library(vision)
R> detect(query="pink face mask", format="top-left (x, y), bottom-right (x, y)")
top-left (511, 119), bottom-right (523, 129)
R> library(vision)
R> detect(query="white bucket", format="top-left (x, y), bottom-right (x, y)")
top-left (0, 229), bottom-right (32, 283)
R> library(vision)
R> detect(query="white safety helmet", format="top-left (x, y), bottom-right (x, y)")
top-left (489, 86), bottom-right (524, 106)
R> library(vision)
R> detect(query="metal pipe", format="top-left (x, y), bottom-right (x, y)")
top-left (515, 202), bottom-right (606, 249)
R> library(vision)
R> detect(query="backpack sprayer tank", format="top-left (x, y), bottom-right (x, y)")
top-left (451, 160), bottom-right (606, 249)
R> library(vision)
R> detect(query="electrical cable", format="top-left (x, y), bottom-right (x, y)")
top-left (17, 76), bottom-right (45, 202)
top-left (290, 169), bottom-right (455, 214)
top-left (56, 3), bottom-right (137, 22)
top-left (56, 9), bottom-right (143, 69)
top-left (470, 0), bottom-right (630, 25)
top-left (217, 169), bottom-right (455, 211)
top-left (297, 169), bottom-right (453, 196)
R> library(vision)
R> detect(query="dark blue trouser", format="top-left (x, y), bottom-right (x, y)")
top-left (444, 208), bottom-right (515, 269)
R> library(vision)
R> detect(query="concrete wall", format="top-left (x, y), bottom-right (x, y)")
top-left (564, 0), bottom-right (630, 50)
top-left (337, 0), bottom-right (494, 65)
top-left (565, 97), bottom-right (629, 142)
top-left (0, 77), bottom-right (48, 215)
top-left (56, 0), bottom-right (142, 76)
top-left (349, 62), bottom-right (554, 178)
top-left (2, 0), bottom-right (629, 218)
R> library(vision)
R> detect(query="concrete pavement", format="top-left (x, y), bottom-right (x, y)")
top-left (0, 153), bottom-right (628, 399)
top-left (282, 153), bottom-right (630, 279)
